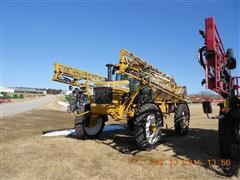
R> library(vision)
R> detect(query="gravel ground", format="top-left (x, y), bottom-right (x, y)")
top-left (0, 95), bottom-right (55, 117)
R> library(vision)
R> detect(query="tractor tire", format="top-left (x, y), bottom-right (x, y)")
top-left (75, 115), bottom-right (107, 139)
top-left (218, 115), bottom-right (232, 159)
top-left (74, 104), bottom-right (89, 139)
top-left (84, 115), bottom-right (107, 139)
top-left (174, 103), bottom-right (190, 135)
top-left (134, 103), bottom-right (163, 150)
top-left (233, 118), bottom-right (240, 143)
top-left (232, 110), bottom-right (240, 160)
top-left (74, 116), bottom-right (85, 139)
top-left (218, 110), bottom-right (240, 161)
top-left (74, 103), bottom-right (107, 139)
top-left (127, 118), bottom-right (134, 131)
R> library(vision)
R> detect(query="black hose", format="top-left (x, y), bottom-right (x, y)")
top-left (197, 46), bottom-right (206, 69)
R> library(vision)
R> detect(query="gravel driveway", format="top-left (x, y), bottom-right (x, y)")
top-left (0, 95), bottom-right (55, 118)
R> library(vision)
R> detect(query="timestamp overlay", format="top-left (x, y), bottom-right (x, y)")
top-left (151, 159), bottom-right (231, 167)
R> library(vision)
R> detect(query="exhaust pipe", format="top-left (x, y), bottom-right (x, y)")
top-left (106, 64), bottom-right (113, 81)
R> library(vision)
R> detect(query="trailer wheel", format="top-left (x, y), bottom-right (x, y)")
top-left (134, 103), bottom-right (163, 149)
top-left (174, 103), bottom-right (190, 135)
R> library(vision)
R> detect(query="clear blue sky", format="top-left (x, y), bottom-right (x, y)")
top-left (1, 0), bottom-right (239, 94)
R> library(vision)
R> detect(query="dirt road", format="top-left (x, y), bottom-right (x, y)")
top-left (0, 95), bottom-right (55, 117)
top-left (1, 96), bottom-right (239, 179)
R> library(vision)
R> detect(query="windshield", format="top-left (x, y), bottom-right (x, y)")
top-left (115, 74), bottom-right (140, 92)
top-left (115, 73), bottom-right (128, 81)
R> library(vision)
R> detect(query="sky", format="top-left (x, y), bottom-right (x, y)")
top-left (1, 0), bottom-right (239, 94)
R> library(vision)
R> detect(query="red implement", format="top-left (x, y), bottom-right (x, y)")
top-left (202, 17), bottom-right (238, 96)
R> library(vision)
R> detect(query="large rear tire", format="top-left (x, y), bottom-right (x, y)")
top-left (219, 112), bottom-right (240, 160)
top-left (127, 118), bottom-right (134, 131)
top-left (231, 110), bottom-right (240, 160)
top-left (219, 115), bottom-right (232, 159)
top-left (134, 103), bottom-right (163, 149)
top-left (174, 103), bottom-right (190, 135)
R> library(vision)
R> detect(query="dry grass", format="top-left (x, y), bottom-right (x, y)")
top-left (1, 98), bottom-right (239, 180)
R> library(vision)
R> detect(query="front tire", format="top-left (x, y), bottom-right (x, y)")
top-left (75, 116), bottom-right (85, 139)
top-left (75, 114), bottom-right (107, 139)
top-left (134, 103), bottom-right (163, 149)
top-left (75, 110), bottom-right (107, 139)
top-left (84, 115), bottom-right (107, 139)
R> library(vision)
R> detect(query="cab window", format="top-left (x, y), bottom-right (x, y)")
top-left (115, 73), bottom-right (128, 81)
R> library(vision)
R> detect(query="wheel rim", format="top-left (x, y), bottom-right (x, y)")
top-left (145, 113), bottom-right (160, 144)
top-left (84, 117), bottom-right (103, 136)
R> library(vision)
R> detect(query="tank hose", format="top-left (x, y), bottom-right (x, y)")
top-left (197, 46), bottom-right (206, 69)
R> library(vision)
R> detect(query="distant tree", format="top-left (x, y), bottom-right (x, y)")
top-left (46, 88), bottom-right (62, 94)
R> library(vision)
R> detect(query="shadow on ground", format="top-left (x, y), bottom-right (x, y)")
top-left (96, 124), bottom-right (240, 178)
top-left (44, 123), bottom-right (239, 178)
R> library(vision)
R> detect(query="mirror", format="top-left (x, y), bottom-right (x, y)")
top-left (202, 101), bottom-right (212, 114)
top-left (69, 86), bottom-right (73, 91)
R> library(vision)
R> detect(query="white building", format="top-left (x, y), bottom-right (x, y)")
top-left (0, 87), bottom-right (15, 93)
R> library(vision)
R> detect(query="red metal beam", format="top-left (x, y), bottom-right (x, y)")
top-left (204, 17), bottom-right (228, 95)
